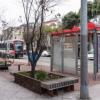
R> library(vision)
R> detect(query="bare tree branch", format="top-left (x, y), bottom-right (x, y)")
top-left (21, 0), bottom-right (57, 76)
top-left (27, 0), bottom-right (34, 21)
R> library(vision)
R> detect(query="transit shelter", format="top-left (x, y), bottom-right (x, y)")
top-left (51, 22), bottom-right (98, 75)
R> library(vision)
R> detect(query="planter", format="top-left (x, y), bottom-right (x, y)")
top-left (0, 63), bottom-right (11, 70)
top-left (14, 72), bottom-right (42, 94)
top-left (14, 71), bottom-right (78, 95)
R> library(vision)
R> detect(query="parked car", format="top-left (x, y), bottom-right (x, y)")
top-left (88, 50), bottom-right (94, 60)
top-left (41, 50), bottom-right (51, 57)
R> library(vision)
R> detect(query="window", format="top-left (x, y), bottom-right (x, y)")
top-left (14, 41), bottom-right (23, 51)
top-left (10, 43), bottom-right (14, 50)
top-left (0, 43), bottom-right (7, 50)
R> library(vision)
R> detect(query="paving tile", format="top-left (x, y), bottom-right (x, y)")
top-left (1, 70), bottom-right (100, 100)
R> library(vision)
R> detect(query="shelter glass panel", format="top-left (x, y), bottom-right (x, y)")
top-left (63, 36), bottom-right (77, 74)
top-left (53, 36), bottom-right (62, 72)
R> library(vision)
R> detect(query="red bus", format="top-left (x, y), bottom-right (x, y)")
top-left (0, 39), bottom-right (24, 58)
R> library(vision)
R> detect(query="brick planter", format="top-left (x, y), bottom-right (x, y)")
top-left (14, 73), bottom-right (42, 94)
top-left (14, 71), bottom-right (78, 95)
top-left (0, 63), bottom-right (11, 70)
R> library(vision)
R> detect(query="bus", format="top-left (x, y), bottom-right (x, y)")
top-left (0, 39), bottom-right (24, 58)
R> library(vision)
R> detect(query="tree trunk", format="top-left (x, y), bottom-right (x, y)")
top-left (26, 44), bottom-right (31, 64)
top-left (30, 52), bottom-right (42, 77)
top-left (30, 61), bottom-right (36, 77)
top-left (31, 63), bottom-right (35, 72)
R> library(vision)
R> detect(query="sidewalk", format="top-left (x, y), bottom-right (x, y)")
top-left (0, 74), bottom-right (100, 100)
top-left (0, 58), bottom-right (100, 100)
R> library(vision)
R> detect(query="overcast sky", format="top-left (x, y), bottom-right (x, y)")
top-left (0, 0), bottom-right (93, 26)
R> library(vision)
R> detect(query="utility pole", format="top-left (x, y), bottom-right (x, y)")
top-left (80, 0), bottom-right (90, 99)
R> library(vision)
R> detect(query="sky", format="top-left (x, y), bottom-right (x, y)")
top-left (0, 0), bottom-right (93, 26)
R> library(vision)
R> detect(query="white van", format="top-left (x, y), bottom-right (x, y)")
top-left (88, 49), bottom-right (94, 59)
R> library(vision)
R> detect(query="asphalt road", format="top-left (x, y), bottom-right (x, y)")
top-left (13, 55), bottom-right (94, 73)
top-left (18, 55), bottom-right (51, 66)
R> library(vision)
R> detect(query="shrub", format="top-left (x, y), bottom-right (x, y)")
top-left (35, 70), bottom-right (47, 81)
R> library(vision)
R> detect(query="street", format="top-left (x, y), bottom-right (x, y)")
top-left (19, 55), bottom-right (94, 73)
top-left (23, 55), bottom-right (50, 66)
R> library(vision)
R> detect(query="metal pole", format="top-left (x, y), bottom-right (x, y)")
top-left (93, 30), bottom-right (98, 80)
top-left (80, 0), bottom-right (90, 99)
top-left (75, 33), bottom-right (78, 75)
top-left (61, 35), bottom-right (64, 73)
top-left (50, 35), bottom-right (53, 71)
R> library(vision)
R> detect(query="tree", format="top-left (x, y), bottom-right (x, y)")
top-left (1, 27), bottom-right (13, 41)
top-left (87, 1), bottom-right (93, 20)
top-left (0, 11), bottom-right (13, 41)
top-left (62, 1), bottom-right (100, 30)
top-left (0, 17), bottom-right (14, 67)
top-left (43, 23), bottom-right (61, 33)
top-left (62, 12), bottom-right (80, 29)
top-left (88, 1), bottom-right (100, 20)
top-left (21, 0), bottom-right (57, 76)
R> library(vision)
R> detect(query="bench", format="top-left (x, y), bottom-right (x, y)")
top-left (41, 76), bottom-right (78, 96)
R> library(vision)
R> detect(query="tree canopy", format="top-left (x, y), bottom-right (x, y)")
top-left (62, 12), bottom-right (80, 29)
top-left (88, 1), bottom-right (100, 20)
top-left (62, 0), bottom-right (100, 29)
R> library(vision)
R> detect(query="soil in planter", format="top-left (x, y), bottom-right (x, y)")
top-left (19, 71), bottom-right (64, 81)
top-left (0, 61), bottom-right (11, 65)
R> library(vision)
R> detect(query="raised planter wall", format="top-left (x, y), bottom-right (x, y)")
top-left (14, 72), bottom-right (78, 96)
top-left (14, 73), bottom-right (42, 94)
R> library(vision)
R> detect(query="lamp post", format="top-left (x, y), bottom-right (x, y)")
top-left (80, 0), bottom-right (90, 99)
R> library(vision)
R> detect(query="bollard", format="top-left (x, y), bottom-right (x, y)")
top-left (18, 64), bottom-right (20, 71)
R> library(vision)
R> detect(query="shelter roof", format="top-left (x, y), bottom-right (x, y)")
top-left (51, 22), bottom-right (100, 36)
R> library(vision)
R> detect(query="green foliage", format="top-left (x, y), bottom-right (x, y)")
top-left (19, 71), bottom-right (63, 81)
top-left (0, 52), bottom-right (14, 59)
top-left (88, 1), bottom-right (100, 20)
top-left (43, 25), bottom-right (62, 34)
top-left (35, 70), bottom-right (48, 81)
top-left (88, 1), bottom-right (93, 20)
top-left (62, 12), bottom-right (80, 29)
top-left (43, 26), bottom-right (54, 33)
top-left (0, 61), bottom-right (11, 66)
top-left (0, 61), bottom-right (5, 65)
top-left (62, 1), bottom-right (100, 29)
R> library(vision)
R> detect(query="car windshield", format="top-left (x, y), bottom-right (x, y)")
top-left (15, 41), bottom-right (23, 51)
top-left (88, 50), bottom-right (93, 54)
